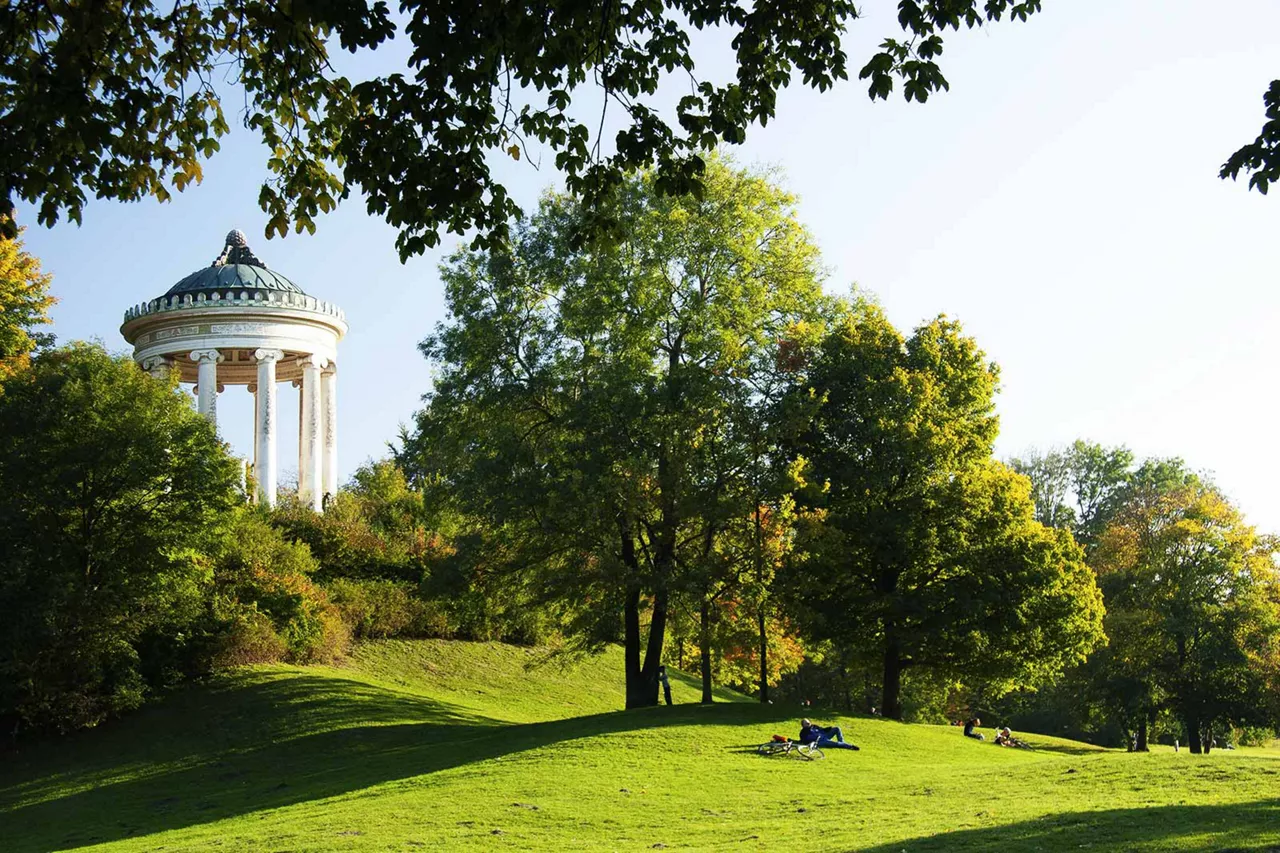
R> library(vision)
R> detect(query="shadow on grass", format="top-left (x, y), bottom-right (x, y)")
top-left (0, 673), bottom-right (787, 852)
top-left (855, 799), bottom-right (1280, 853)
top-left (1018, 740), bottom-right (1105, 757)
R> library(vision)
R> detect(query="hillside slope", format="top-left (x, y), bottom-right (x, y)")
top-left (3, 640), bottom-right (1279, 852)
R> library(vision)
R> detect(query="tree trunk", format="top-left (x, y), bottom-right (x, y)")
top-left (635, 585), bottom-right (669, 707)
top-left (624, 587), bottom-right (647, 709)
top-left (758, 608), bottom-right (769, 704)
top-left (1135, 717), bottom-right (1149, 752)
top-left (753, 485), bottom-right (769, 704)
top-left (882, 627), bottom-right (904, 721)
top-left (1185, 714), bottom-right (1202, 754)
top-left (699, 595), bottom-right (714, 704)
top-left (1203, 722), bottom-right (1213, 754)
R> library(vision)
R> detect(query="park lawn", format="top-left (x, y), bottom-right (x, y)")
top-left (2, 640), bottom-right (1279, 852)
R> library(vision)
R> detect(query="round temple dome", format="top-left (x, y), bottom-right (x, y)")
top-left (162, 229), bottom-right (307, 298)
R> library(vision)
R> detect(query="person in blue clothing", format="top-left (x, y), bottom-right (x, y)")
top-left (963, 717), bottom-right (985, 741)
top-left (799, 718), bottom-right (860, 751)
top-left (657, 665), bottom-right (673, 706)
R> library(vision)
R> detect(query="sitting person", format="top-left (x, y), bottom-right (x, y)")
top-left (994, 726), bottom-right (1014, 747)
top-left (963, 717), bottom-right (985, 741)
top-left (798, 718), bottom-right (860, 751)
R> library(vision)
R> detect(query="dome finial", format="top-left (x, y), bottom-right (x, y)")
top-left (213, 228), bottom-right (265, 268)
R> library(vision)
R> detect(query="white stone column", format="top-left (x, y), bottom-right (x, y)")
top-left (190, 349), bottom-right (222, 426)
top-left (321, 365), bottom-right (338, 503)
top-left (248, 383), bottom-right (259, 479)
top-left (294, 379), bottom-right (303, 491)
top-left (254, 349), bottom-right (284, 507)
top-left (141, 356), bottom-right (170, 381)
top-left (298, 354), bottom-right (327, 511)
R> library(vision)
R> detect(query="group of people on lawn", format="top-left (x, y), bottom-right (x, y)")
top-left (792, 715), bottom-right (1022, 752)
top-left (962, 716), bottom-right (1020, 747)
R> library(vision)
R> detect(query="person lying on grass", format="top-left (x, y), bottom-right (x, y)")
top-left (963, 717), bottom-right (985, 741)
top-left (798, 718), bottom-right (860, 751)
top-left (995, 726), bottom-right (1014, 747)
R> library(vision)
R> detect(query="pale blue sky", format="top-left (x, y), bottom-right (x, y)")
top-left (16, 1), bottom-right (1280, 528)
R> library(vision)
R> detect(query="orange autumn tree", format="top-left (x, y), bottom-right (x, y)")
top-left (0, 219), bottom-right (55, 384)
top-left (671, 497), bottom-right (815, 700)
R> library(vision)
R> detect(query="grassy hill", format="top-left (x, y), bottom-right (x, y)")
top-left (3, 640), bottom-right (1279, 852)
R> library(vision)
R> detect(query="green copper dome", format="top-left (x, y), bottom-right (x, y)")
top-left (163, 230), bottom-right (308, 298)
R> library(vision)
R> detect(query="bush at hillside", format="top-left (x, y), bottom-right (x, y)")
top-left (212, 512), bottom-right (348, 664)
top-left (0, 344), bottom-right (242, 734)
top-left (325, 577), bottom-right (450, 639)
top-left (270, 460), bottom-right (454, 583)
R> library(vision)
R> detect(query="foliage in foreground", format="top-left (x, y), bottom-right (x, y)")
top-left (0, 344), bottom-right (363, 735)
top-left (0, 0), bottom-right (1057, 254)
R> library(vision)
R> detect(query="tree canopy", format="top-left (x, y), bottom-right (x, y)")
top-left (1009, 440), bottom-right (1134, 552)
top-left (0, 344), bottom-right (243, 732)
top-left (785, 301), bottom-right (1106, 719)
top-left (1091, 462), bottom-right (1280, 753)
top-left (0, 0), bottom-right (1054, 254)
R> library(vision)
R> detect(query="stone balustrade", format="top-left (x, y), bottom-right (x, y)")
top-left (123, 289), bottom-right (346, 324)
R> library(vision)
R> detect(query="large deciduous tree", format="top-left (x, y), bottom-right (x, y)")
top-left (786, 301), bottom-right (1105, 720)
top-left (1092, 462), bottom-right (1280, 753)
top-left (0, 344), bottom-right (243, 732)
top-left (0, 1), bottom-right (1052, 253)
top-left (402, 157), bottom-right (827, 707)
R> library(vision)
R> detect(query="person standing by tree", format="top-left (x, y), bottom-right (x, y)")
top-left (657, 665), bottom-right (673, 707)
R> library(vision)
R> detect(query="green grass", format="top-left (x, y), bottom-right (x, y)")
top-left (3, 640), bottom-right (1279, 852)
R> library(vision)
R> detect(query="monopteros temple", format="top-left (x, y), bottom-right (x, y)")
top-left (121, 230), bottom-right (347, 510)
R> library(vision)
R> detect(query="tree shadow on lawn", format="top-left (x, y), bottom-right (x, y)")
top-left (2, 677), bottom-right (788, 852)
top-left (1008, 741), bottom-right (1101, 757)
top-left (855, 798), bottom-right (1280, 853)
top-left (1, 670), bottom-right (493, 795)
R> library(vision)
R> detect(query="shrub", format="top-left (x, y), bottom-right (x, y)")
top-left (420, 533), bottom-right (559, 645)
top-left (1236, 725), bottom-right (1277, 747)
top-left (212, 608), bottom-right (289, 666)
top-left (326, 578), bottom-right (451, 639)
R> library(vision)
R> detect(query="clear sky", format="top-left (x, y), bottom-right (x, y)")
top-left (15, 1), bottom-right (1280, 529)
